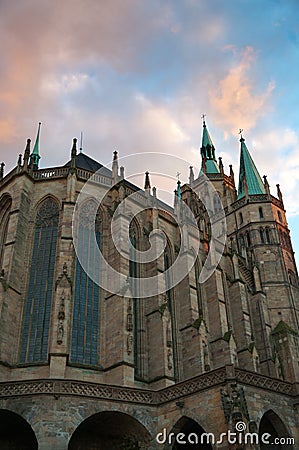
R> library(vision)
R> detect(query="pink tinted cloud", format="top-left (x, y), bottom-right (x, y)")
top-left (209, 46), bottom-right (275, 135)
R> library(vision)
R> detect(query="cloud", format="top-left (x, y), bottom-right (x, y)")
top-left (209, 46), bottom-right (275, 135)
top-left (251, 127), bottom-right (299, 215)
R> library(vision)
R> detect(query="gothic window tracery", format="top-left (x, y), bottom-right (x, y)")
top-left (70, 200), bottom-right (101, 365)
top-left (20, 197), bottom-right (59, 363)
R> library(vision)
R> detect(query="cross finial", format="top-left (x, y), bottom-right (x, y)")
top-left (176, 171), bottom-right (181, 181)
top-left (202, 114), bottom-right (206, 125)
top-left (239, 128), bottom-right (245, 142)
top-left (80, 131), bottom-right (83, 153)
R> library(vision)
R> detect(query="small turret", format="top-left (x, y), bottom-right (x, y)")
top-left (276, 184), bottom-right (284, 206)
top-left (23, 139), bottom-right (31, 172)
top-left (70, 138), bottom-right (77, 170)
top-left (112, 150), bottom-right (119, 183)
top-left (263, 175), bottom-right (270, 196)
top-left (144, 171), bottom-right (151, 193)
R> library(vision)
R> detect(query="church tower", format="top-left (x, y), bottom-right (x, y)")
top-left (225, 132), bottom-right (299, 382)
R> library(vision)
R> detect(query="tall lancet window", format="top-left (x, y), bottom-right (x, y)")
top-left (20, 198), bottom-right (59, 363)
top-left (189, 255), bottom-right (203, 319)
top-left (70, 201), bottom-right (101, 365)
top-left (164, 243), bottom-right (178, 379)
top-left (0, 194), bottom-right (12, 270)
top-left (129, 220), bottom-right (142, 378)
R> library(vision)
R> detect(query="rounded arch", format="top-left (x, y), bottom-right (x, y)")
top-left (0, 409), bottom-right (38, 450)
top-left (164, 416), bottom-right (213, 450)
top-left (68, 410), bottom-right (151, 450)
top-left (259, 409), bottom-right (293, 450)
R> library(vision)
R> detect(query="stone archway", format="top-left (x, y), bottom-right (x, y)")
top-left (0, 409), bottom-right (38, 450)
top-left (68, 410), bottom-right (151, 450)
top-left (164, 416), bottom-right (213, 450)
top-left (259, 410), bottom-right (293, 450)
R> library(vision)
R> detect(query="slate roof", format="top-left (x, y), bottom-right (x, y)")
top-left (64, 152), bottom-right (111, 176)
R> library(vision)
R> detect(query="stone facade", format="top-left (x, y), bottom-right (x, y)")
top-left (0, 128), bottom-right (298, 449)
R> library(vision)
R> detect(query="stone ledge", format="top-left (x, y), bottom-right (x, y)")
top-left (0, 366), bottom-right (296, 405)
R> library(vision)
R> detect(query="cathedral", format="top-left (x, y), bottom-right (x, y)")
top-left (0, 120), bottom-right (298, 449)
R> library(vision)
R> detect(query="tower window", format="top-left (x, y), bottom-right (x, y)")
top-left (259, 207), bottom-right (264, 219)
top-left (213, 193), bottom-right (222, 212)
top-left (278, 211), bottom-right (282, 222)
top-left (246, 231), bottom-right (251, 247)
top-left (265, 227), bottom-right (271, 244)
top-left (239, 212), bottom-right (243, 224)
top-left (259, 228), bottom-right (265, 244)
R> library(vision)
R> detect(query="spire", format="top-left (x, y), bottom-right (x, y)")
top-left (112, 150), bottom-right (119, 183)
top-left (237, 135), bottom-right (265, 199)
top-left (177, 179), bottom-right (182, 200)
top-left (30, 122), bottom-right (41, 170)
top-left (71, 138), bottom-right (77, 170)
top-left (23, 139), bottom-right (31, 172)
top-left (200, 116), bottom-right (220, 174)
top-left (144, 171), bottom-right (151, 190)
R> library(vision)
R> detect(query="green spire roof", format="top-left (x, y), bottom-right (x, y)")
top-left (237, 137), bottom-right (265, 199)
top-left (200, 120), bottom-right (220, 174)
top-left (30, 122), bottom-right (41, 170)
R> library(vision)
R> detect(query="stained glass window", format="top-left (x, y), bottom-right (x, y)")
top-left (70, 201), bottom-right (101, 365)
top-left (20, 198), bottom-right (59, 363)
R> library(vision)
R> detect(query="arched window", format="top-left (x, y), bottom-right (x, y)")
top-left (259, 228), bottom-right (265, 244)
top-left (0, 194), bottom-right (12, 270)
top-left (70, 201), bottom-right (101, 365)
top-left (246, 230), bottom-right (251, 247)
top-left (129, 220), bottom-right (143, 378)
top-left (259, 207), bottom-right (264, 219)
top-left (278, 211), bottom-right (282, 222)
top-left (239, 212), bottom-right (243, 225)
top-left (20, 198), bottom-right (59, 363)
top-left (265, 227), bottom-right (271, 244)
top-left (239, 234), bottom-right (245, 249)
top-left (189, 254), bottom-right (203, 320)
top-left (163, 243), bottom-right (178, 379)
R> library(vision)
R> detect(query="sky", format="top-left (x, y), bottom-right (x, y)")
top-left (0, 0), bottom-right (298, 261)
